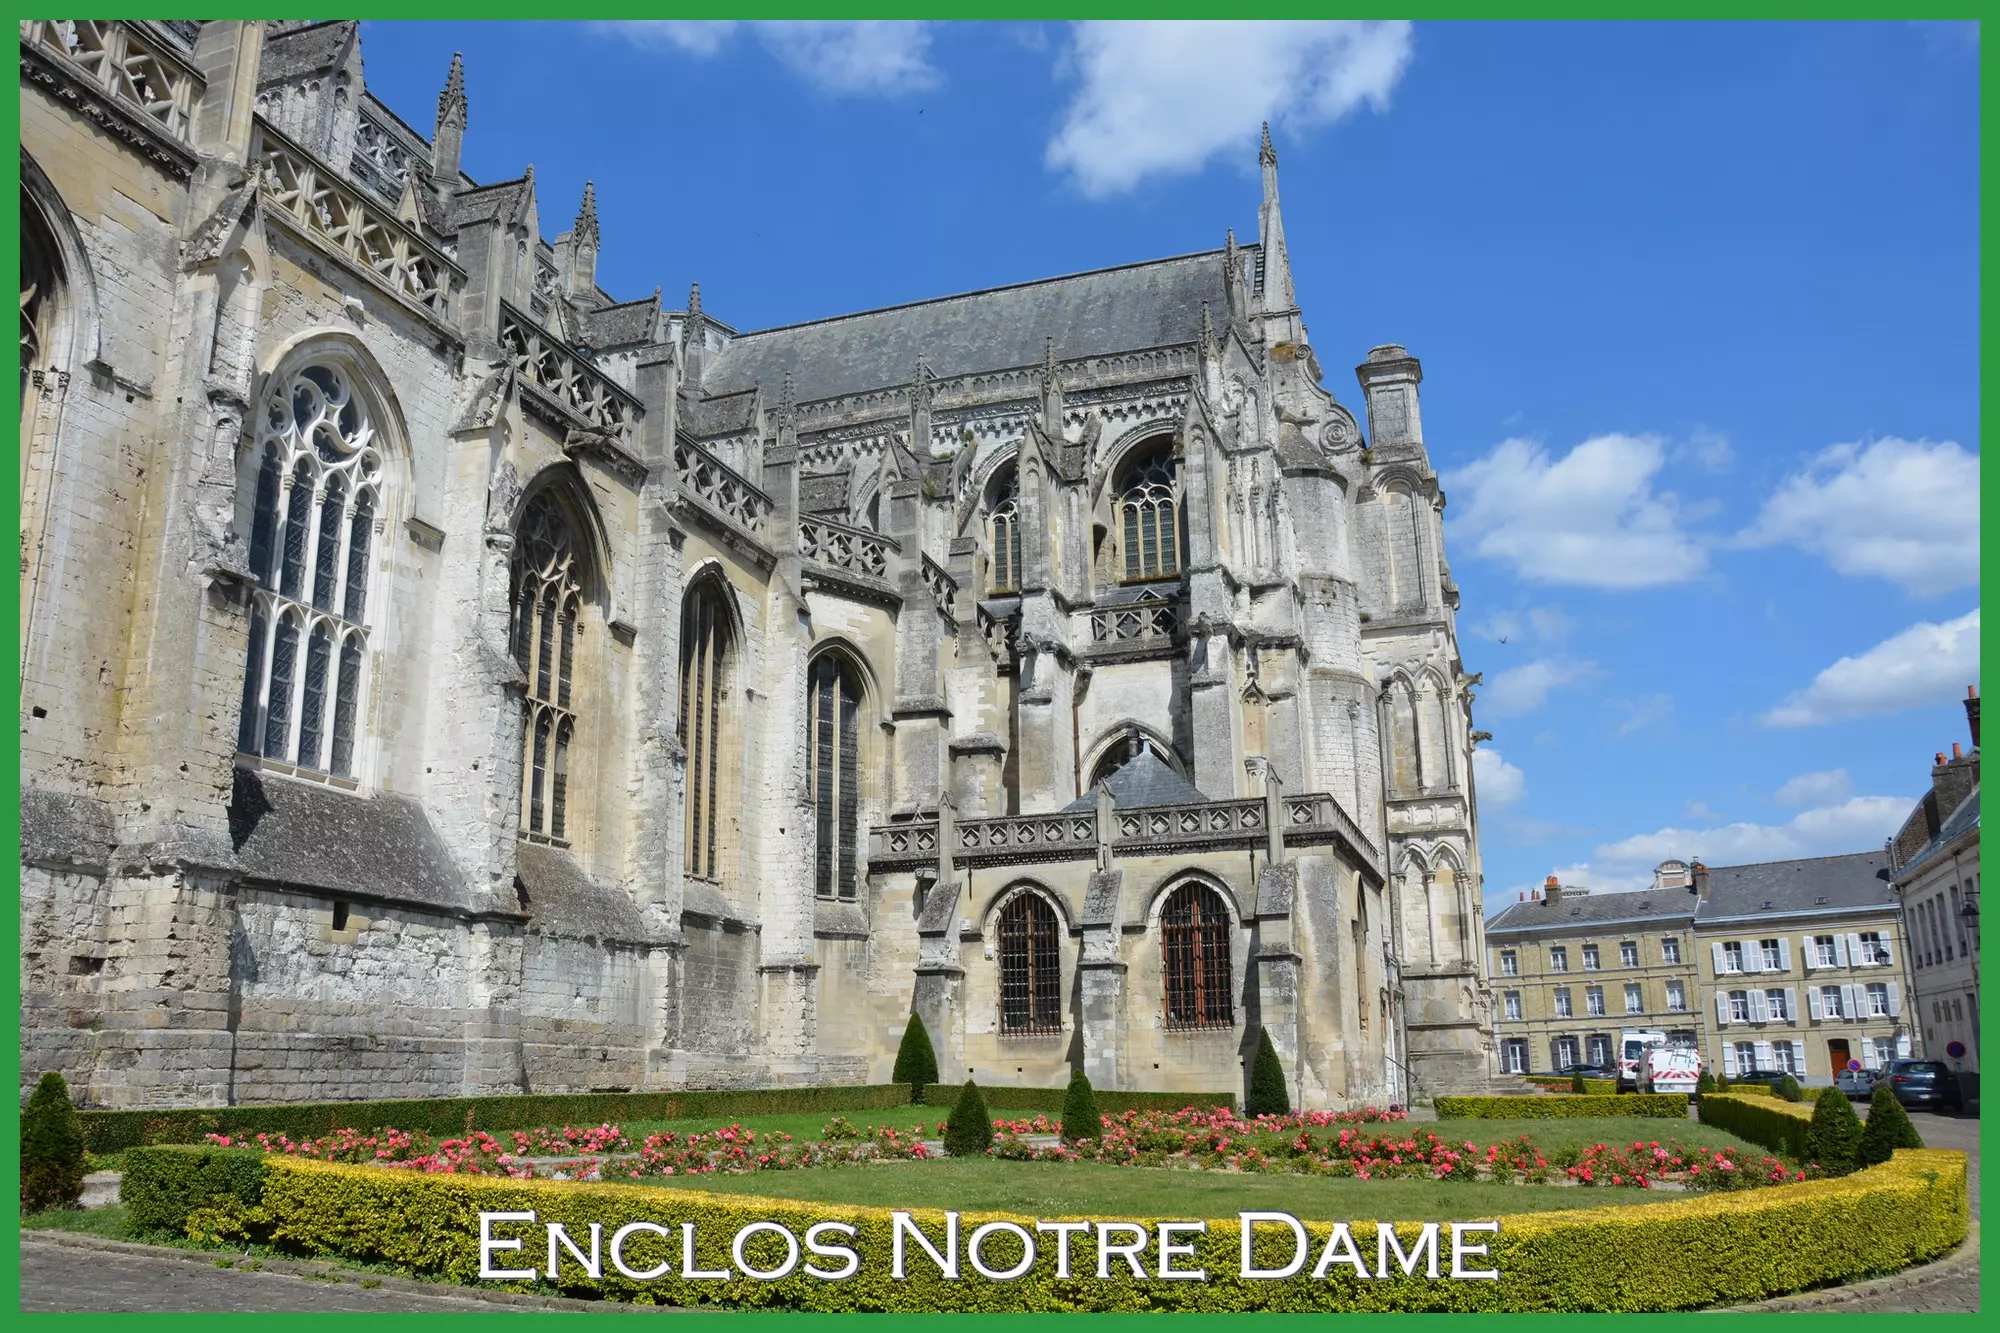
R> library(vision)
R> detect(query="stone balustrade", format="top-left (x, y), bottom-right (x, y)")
top-left (257, 125), bottom-right (458, 321)
top-left (1090, 594), bottom-right (1180, 643)
top-left (673, 437), bottom-right (772, 540)
top-left (922, 554), bottom-right (958, 623)
top-left (797, 516), bottom-right (894, 580)
top-left (21, 20), bottom-right (202, 142)
top-left (498, 303), bottom-right (640, 440)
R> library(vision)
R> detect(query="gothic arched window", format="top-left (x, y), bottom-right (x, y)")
top-left (237, 363), bottom-right (381, 778)
top-left (1118, 444), bottom-right (1180, 581)
top-left (20, 192), bottom-right (58, 402)
top-left (512, 491), bottom-right (583, 842)
top-left (998, 892), bottom-right (1062, 1033)
top-left (680, 578), bottom-right (732, 879)
top-left (809, 651), bottom-right (863, 900)
top-left (989, 465), bottom-right (1022, 594)
top-left (1162, 883), bottom-right (1233, 1029)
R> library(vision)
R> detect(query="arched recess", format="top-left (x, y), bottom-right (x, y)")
top-left (1377, 478), bottom-right (1426, 613)
top-left (1430, 842), bottom-right (1470, 966)
top-left (806, 642), bottom-right (876, 902)
top-left (1394, 844), bottom-right (1438, 967)
top-left (510, 476), bottom-right (604, 845)
top-left (234, 347), bottom-right (406, 786)
top-left (680, 566), bottom-right (742, 882)
top-left (1145, 874), bottom-right (1240, 1030)
top-left (1082, 721), bottom-right (1185, 790)
top-left (1380, 673), bottom-right (1420, 797)
top-left (1416, 667), bottom-right (1453, 791)
top-left (985, 881), bottom-right (1068, 1035)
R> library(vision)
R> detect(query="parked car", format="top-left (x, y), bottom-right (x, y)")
top-left (1556, 1064), bottom-right (1617, 1081)
top-left (1836, 1067), bottom-right (1879, 1099)
top-left (1728, 1068), bottom-right (1795, 1094)
top-left (1880, 1059), bottom-right (1964, 1112)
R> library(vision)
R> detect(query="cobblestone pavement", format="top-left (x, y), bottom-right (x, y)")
top-left (19, 1234), bottom-right (633, 1314)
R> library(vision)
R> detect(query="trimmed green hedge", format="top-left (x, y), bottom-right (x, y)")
top-left (1436, 1093), bottom-right (1688, 1120)
top-left (79, 1084), bottom-right (1231, 1154)
top-left (121, 1145), bottom-right (269, 1235)
top-left (1696, 1093), bottom-right (1813, 1159)
top-left (146, 1149), bottom-right (1967, 1311)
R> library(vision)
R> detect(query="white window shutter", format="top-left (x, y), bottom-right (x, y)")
top-left (1888, 982), bottom-right (1902, 1017)
top-left (1723, 1045), bottom-right (1738, 1076)
top-left (1896, 1033), bottom-right (1912, 1058)
top-left (1844, 983), bottom-right (1864, 1017)
top-left (1784, 988), bottom-right (1798, 1025)
top-left (1778, 938), bottom-right (1791, 971)
top-left (1802, 936), bottom-right (1816, 972)
top-left (1743, 943), bottom-right (1761, 974)
top-left (1809, 989), bottom-right (1824, 1020)
top-left (1877, 937), bottom-right (1894, 966)
top-left (1712, 942), bottom-right (1727, 974)
top-left (1749, 990), bottom-right (1768, 1022)
top-left (1834, 935), bottom-right (1849, 967)
top-left (1716, 992), bottom-right (1731, 1026)
top-left (1792, 1040), bottom-right (1807, 1073)
top-left (1845, 934), bottom-right (1862, 967)
top-left (1755, 1040), bottom-right (1772, 1068)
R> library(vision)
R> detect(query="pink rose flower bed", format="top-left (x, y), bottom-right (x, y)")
top-left (204, 1107), bottom-right (1809, 1194)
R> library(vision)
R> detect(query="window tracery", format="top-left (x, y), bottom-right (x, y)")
top-left (679, 578), bottom-right (731, 879)
top-left (809, 651), bottom-right (863, 900)
top-left (999, 891), bottom-right (1063, 1033)
top-left (1118, 444), bottom-right (1180, 581)
top-left (1162, 882), bottom-right (1233, 1029)
top-left (237, 363), bottom-right (380, 778)
top-left (512, 491), bottom-right (583, 842)
top-left (988, 466), bottom-right (1022, 594)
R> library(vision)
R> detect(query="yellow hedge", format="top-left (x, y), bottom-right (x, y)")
top-left (1697, 1093), bottom-right (1814, 1159)
top-left (1720, 1084), bottom-right (1776, 1097)
top-left (238, 1150), bottom-right (1966, 1312)
top-left (1435, 1094), bottom-right (1687, 1120)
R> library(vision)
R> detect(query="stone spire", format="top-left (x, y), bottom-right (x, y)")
top-left (1256, 122), bottom-right (1297, 316)
top-left (566, 181), bottom-right (599, 300)
top-left (1039, 337), bottom-right (1064, 434)
top-left (430, 52), bottom-right (467, 188)
top-left (573, 181), bottom-right (599, 249)
top-left (683, 282), bottom-right (705, 387)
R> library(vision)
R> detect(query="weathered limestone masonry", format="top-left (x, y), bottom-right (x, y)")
top-left (20, 20), bottom-right (1497, 1110)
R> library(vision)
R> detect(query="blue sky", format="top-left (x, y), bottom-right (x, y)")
top-left (358, 20), bottom-right (1981, 905)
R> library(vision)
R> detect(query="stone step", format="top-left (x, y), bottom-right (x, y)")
top-left (80, 1170), bottom-right (120, 1210)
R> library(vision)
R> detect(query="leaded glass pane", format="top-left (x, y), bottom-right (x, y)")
top-left (263, 612), bottom-right (298, 759)
top-left (313, 476), bottom-right (344, 611)
top-left (298, 621), bottom-right (330, 769)
top-left (343, 488), bottom-right (372, 622)
top-left (237, 604), bottom-right (268, 754)
top-left (331, 633), bottom-right (361, 777)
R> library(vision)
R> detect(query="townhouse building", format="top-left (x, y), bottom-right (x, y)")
top-left (1892, 688), bottom-right (1980, 1087)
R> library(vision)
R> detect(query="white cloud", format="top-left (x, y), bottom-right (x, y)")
top-left (592, 20), bottom-right (738, 57)
top-left (1445, 434), bottom-right (1709, 589)
top-left (1774, 769), bottom-right (1852, 808)
top-left (1761, 609), bottom-right (1980, 727)
top-left (1480, 657), bottom-right (1597, 718)
top-left (1544, 863), bottom-right (1656, 896)
top-left (1472, 748), bottom-right (1525, 807)
top-left (1612, 692), bottom-right (1673, 739)
top-left (1593, 795), bottom-right (1911, 870)
top-left (593, 20), bottom-right (939, 95)
top-left (1686, 427), bottom-right (1734, 472)
top-left (1471, 605), bottom-right (1573, 645)
top-left (1047, 21), bottom-right (1413, 196)
top-left (1740, 438), bottom-right (1980, 595)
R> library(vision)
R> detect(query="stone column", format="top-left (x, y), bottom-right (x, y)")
top-left (1077, 786), bottom-right (1125, 1088)
top-left (913, 800), bottom-right (966, 1082)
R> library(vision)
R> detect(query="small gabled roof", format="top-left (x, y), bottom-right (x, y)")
top-left (1061, 748), bottom-right (1209, 812)
top-left (1895, 787), bottom-right (1980, 881)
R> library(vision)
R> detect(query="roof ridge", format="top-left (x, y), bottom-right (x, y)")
top-left (728, 246), bottom-right (1243, 342)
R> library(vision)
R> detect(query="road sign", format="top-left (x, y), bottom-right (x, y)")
top-left (1847, 1059), bottom-right (1862, 1071)
top-left (1947, 1040), bottom-right (1967, 1059)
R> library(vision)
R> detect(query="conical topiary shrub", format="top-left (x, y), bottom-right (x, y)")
top-left (1779, 1073), bottom-right (1803, 1103)
top-left (1247, 1028), bottom-right (1290, 1118)
top-left (1570, 1069), bottom-right (1586, 1094)
top-left (21, 1071), bottom-right (86, 1215)
top-left (892, 1012), bottom-right (940, 1105)
top-left (1806, 1085), bottom-right (1864, 1173)
top-left (1696, 1069), bottom-right (1716, 1097)
top-left (1060, 1066), bottom-right (1102, 1144)
top-left (1857, 1084), bottom-right (1925, 1166)
top-left (944, 1079), bottom-right (992, 1157)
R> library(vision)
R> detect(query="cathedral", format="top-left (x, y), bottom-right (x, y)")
top-left (19, 20), bottom-right (1498, 1110)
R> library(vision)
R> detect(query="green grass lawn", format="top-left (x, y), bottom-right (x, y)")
top-left (639, 1159), bottom-right (1687, 1219)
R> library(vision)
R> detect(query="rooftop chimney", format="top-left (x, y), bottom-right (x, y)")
top-left (1691, 860), bottom-right (1710, 903)
top-left (1966, 685), bottom-right (1980, 749)
top-left (1953, 743), bottom-right (1963, 760)
top-left (1543, 874), bottom-right (1562, 907)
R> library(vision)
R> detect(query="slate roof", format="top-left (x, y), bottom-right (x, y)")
top-left (577, 296), bottom-right (659, 350)
top-left (514, 842), bottom-right (658, 944)
top-left (1486, 886), bottom-right (1696, 937)
top-left (259, 21), bottom-right (357, 85)
top-left (446, 177), bottom-right (534, 232)
top-left (20, 787), bottom-right (116, 869)
top-left (1697, 850), bottom-right (1894, 921)
top-left (702, 248), bottom-right (1244, 404)
top-left (229, 766), bottom-right (471, 913)
top-left (1061, 748), bottom-right (1208, 812)
top-left (1894, 787), bottom-right (1979, 880)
